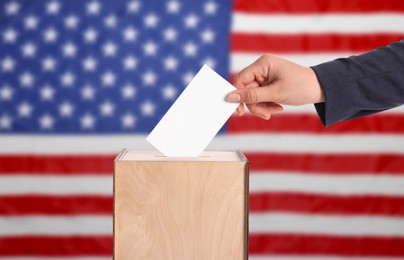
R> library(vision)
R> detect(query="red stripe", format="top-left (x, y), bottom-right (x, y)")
top-left (249, 192), bottom-right (404, 216)
top-left (234, 0), bottom-right (404, 14)
top-left (0, 195), bottom-right (112, 215)
top-left (0, 154), bottom-right (114, 174)
top-left (231, 33), bottom-right (404, 53)
top-left (249, 233), bottom-right (404, 256)
top-left (228, 113), bottom-right (404, 134)
top-left (0, 236), bottom-right (112, 256)
top-left (246, 152), bottom-right (404, 174)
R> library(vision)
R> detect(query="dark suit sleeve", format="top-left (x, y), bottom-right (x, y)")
top-left (311, 40), bottom-right (404, 126)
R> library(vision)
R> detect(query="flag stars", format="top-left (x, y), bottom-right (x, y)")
top-left (40, 85), bottom-right (55, 101)
top-left (0, 85), bottom-right (13, 100)
top-left (162, 85), bottom-right (177, 100)
top-left (99, 100), bottom-right (115, 116)
top-left (121, 83), bottom-right (137, 99)
top-left (82, 56), bottom-right (97, 71)
top-left (143, 40), bottom-right (158, 56)
top-left (62, 42), bottom-right (77, 57)
top-left (201, 28), bottom-right (215, 43)
top-left (87, 0), bottom-right (101, 15)
top-left (5, 1), bottom-right (20, 15)
top-left (80, 113), bottom-right (96, 129)
top-left (183, 41), bottom-right (198, 56)
top-left (18, 102), bottom-right (33, 117)
top-left (166, 0), bottom-right (181, 14)
top-left (60, 71), bottom-right (75, 87)
top-left (204, 1), bottom-right (218, 15)
top-left (144, 13), bottom-right (159, 28)
top-left (163, 56), bottom-right (179, 71)
top-left (3, 28), bottom-right (18, 43)
top-left (47, 1), bottom-right (61, 14)
top-left (43, 27), bottom-right (58, 42)
top-left (104, 14), bottom-right (117, 28)
top-left (102, 41), bottom-right (118, 56)
top-left (127, 1), bottom-right (141, 13)
top-left (203, 57), bottom-right (217, 69)
top-left (25, 15), bottom-right (38, 30)
top-left (123, 26), bottom-right (138, 42)
top-left (65, 15), bottom-right (79, 29)
top-left (123, 55), bottom-right (138, 70)
top-left (163, 27), bottom-right (178, 42)
top-left (140, 100), bottom-right (156, 116)
top-left (81, 84), bottom-right (96, 100)
top-left (19, 72), bottom-right (34, 87)
top-left (121, 113), bottom-right (136, 128)
top-left (184, 14), bottom-right (199, 28)
top-left (101, 71), bottom-right (116, 86)
top-left (142, 70), bottom-right (157, 86)
top-left (1, 57), bottom-right (15, 72)
top-left (83, 28), bottom-right (98, 43)
top-left (59, 101), bottom-right (74, 117)
top-left (0, 114), bottom-right (12, 129)
top-left (183, 71), bottom-right (195, 85)
top-left (21, 42), bottom-right (37, 57)
top-left (42, 56), bottom-right (57, 71)
top-left (39, 114), bottom-right (55, 129)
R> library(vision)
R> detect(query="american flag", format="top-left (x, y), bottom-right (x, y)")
top-left (1, 0), bottom-right (404, 259)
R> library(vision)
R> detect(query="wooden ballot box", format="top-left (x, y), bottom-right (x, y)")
top-left (114, 149), bottom-right (249, 260)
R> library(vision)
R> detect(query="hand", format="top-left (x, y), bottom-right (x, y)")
top-left (227, 54), bottom-right (325, 119)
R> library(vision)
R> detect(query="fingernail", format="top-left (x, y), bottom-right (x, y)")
top-left (227, 93), bottom-right (241, 102)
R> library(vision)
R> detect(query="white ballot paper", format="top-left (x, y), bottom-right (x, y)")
top-left (146, 64), bottom-right (239, 157)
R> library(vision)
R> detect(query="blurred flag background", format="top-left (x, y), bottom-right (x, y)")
top-left (1, 0), bottom-right (404, 259)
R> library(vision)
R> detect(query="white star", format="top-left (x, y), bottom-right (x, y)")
top-left (47, 1), bottom-right (61, 14)
top-left (123, 26), bottom-right (137, 42)
top-left (60, 71), bottom-right (75, 87)
top-left (19, 72), bottom-right (34, 87)
top-left (183, 71), bottom-right (195, 85)
top-left (80, 113), bottom-right (96, 129)
top-left (0, 114), bottom-right (12, 129)
top-left (121, 113), bottom-right (136, 128)
top-left (99, 100), bottom-right (115, 116)
top-left (142, 70), bottom-right (157, 86)
top-left (162, 85), bottom-right (177, 100)
top-left (87, 0), bottom-right (101, 15)
top-left (121, 83), bottom-right (137, 99)
top-left (183, 41), bottom-right (198, 56)
top-left (82, 56), bottom-right (97, 71)
top-left (1, 56), bottom-right (15, 72)
top-left (104, 14), bottom-right (117, 28)
top-left (18, 102), bottom-right (33, 117)
top-left (127, 1), bottom-right (141, 13)
top-left (166, 0), bottom-right (181, 13)
top-left (201, 28), bottom-right (215, 43)
top-left (144, 13), bottom-right (159, 28)
top-left (202, 57), bottom-right (217, 69)
top-left (39, 114), bottom-right (54, 129)
top-left (65, 15), bottom-right (79, 29)
top-left (59, 101), bottom-right (74, 117)
top-left (42, 56), bottom-right (57, 71)
top-left (204, 1), bottom-right (218, 15)
top-left (21, 42), bottom-right (37, 57)
top-left (163, 27), bottom-right (178, 42)
top-left (184, 14), bottom-right (199, 28)
top-left (0, 85), bottom-right (13, 100)
top-left (62, 42), bottom-right (77, 57)
top-left (3, 28), bottom-right (18, 43)
top-left (163, 56), bottom-right (178, 71)
top-left (102, 41), bottom-right (117, 56)
top-left (143, 40), bottom-right (158, 56)
top-left (140, 100), bottom-right (156, 116)
top-left (40, 85), bottom-right (55, 101)
top-left (83, 27), bottom-right (98, 43)
top-left (43, 27), bottom-right (58, 42)
top-left (81, 84), bottom-right (96, 100)
top-left (101, 71), bottom-right (116, 86)
top-left (123, 55), bottom-right (137, 70)
top-left (25, 15), bottom-right (38, 30)
top-left (6, 1), bottom-right (20, 15)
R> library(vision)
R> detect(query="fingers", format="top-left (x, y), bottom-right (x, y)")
top-left (247, 103), bottom-right (284, 120)
top-left (233, 55), bottom-right (272, 88)
top-left (227, 85), bottom-right (281, 104)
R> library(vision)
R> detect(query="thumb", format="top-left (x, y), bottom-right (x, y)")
top-left (227, 86), bottom-right (280, 104)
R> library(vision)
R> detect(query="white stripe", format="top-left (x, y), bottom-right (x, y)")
top-left (0, 176), bottom-right (112, 195)
top-left (232, 13), bottom-right (404, 34)
top-left (250, 172), bottom-right (404, 196)
top-left (0, 216), bottom-right (111, 236)
top-left (250, 257), bottom-right (404, 260)
top-left (249, 212), bottom-right (404, 236)
top-left (231, 52), bottom-right (353, 71)
top-left (1, 134), bottom-right (404, 154)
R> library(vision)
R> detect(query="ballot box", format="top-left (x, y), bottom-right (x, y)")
top-left (114, 149), bottom-right (249, 260)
